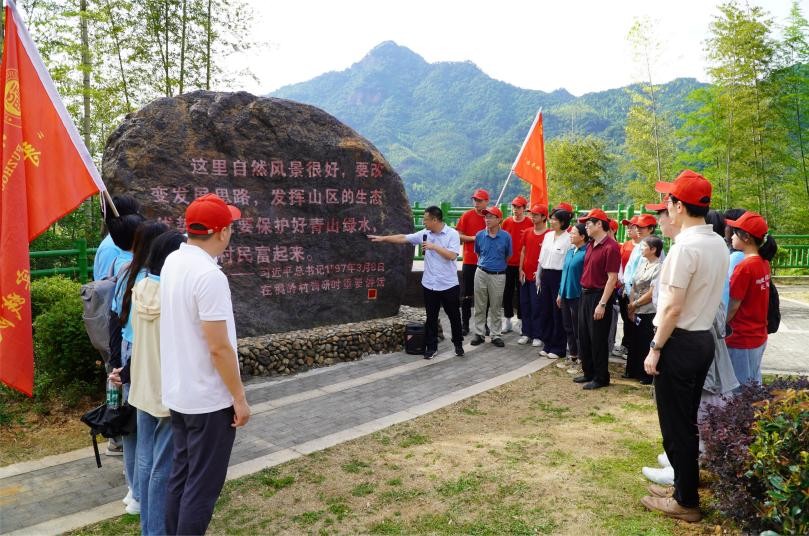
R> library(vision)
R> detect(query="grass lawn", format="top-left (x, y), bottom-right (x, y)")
top-left (69, 363), bottom-right (737, 535)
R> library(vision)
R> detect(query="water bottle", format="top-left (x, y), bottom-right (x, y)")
top-left (106, 379), bottom-right (121, 409)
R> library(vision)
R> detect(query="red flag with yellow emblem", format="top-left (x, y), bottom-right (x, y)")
top-left (1, 0), bottom-right (105, 395)
top-left (512, 111), bottom-right (548, 207)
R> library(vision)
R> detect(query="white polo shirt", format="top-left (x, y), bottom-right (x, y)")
top-left (160, 243), bottom-right (238, 414)
top-left (406, 224), bottom-right (461, 291)
top-left (538, 230), bottom-right (571, 270)
top-left (654, 225), bottom-right (728, 331)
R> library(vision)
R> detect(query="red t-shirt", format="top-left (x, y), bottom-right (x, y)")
top-left (580, 235), bottom-right (621, 289)
top-left (520, 228), bottom-right (548, 280)
top-left (456, 209), bottom-right (486, 265)
top-left (620, 240), bottom-right (635, 269)
top-left (727, 255), bottom-right (770, 349)
top-left (502, 216), bottom-right (534, 266)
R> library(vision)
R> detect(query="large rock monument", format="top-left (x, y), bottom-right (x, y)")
top-left (102, 91), bottom-right (414, 337)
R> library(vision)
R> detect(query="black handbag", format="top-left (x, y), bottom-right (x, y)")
top-left (80, 403), bottom-right (136, 468)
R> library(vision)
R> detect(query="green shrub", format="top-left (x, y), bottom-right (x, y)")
top-left (33, 293), bottom-right (103, 400)
top-left (747, 389), bottom-right (809, 535)
top-left (30, 275), bottom-right (81, 319)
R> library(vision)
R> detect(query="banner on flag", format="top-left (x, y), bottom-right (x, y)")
top-left (1, 0), bottom-right (106, 395)
top-left (511, 111), bottom-right (548, 207)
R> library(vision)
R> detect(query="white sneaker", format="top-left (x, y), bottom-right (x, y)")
top-left (658, 452), bottom-right (671, 468)
top-left (517, 335), bottom-right (530, 345)
top-left (123, 489), bottom-right (132, 505)
top-left (502, 318), bottom-right (513, 333)
top-left (642, 466), bottom-right (675, 486)
top-left (125, 498), bottom-right (141, 515)
top-left (546, 352), bottom-right (561, 359)
top-left (539, 350), bottom-right (548, 357)
top-left (531, 339), bottom-right (542, 347)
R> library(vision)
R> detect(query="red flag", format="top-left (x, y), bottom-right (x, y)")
top-left (1, 0), bottom-right (105, 396)
top-left (512, 111), bottom-right (548, 207)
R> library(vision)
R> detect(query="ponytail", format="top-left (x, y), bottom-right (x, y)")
top-left (758, 233), bottom-right (778, 263)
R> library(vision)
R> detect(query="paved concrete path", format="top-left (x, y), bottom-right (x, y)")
top-left (1, 297), bottom-right (806, 535)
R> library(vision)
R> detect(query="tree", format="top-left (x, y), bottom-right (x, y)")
top-left (623, 18), bottom-right (679, 203)
top-left (545, 135), bottom-right (612, 208)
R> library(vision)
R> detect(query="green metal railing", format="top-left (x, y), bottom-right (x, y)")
top-left (27, 214), bottom-right (809, 280)
top-left (30, 240), bottom-right (97, 283)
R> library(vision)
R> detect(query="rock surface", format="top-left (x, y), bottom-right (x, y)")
top-left (102, 91), bottom-right (414, 336)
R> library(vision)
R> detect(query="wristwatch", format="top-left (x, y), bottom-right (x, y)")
top-left (650, 340), bottom-right (662, 350)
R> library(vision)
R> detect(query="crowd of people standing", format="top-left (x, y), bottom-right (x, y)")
top-left (373, 169), bottom-right (778, 524)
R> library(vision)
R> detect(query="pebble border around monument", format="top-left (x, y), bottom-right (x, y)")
top-left (237, 306), bottom-right (429, 376)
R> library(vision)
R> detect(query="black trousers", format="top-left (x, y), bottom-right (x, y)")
top-left (460, 264), bottom-right (477, 329)
top-left (618, 292), bottom-right (633, 350)
top-left (166, 407), bottom-right (236, 535)
top-left (560, 297), bottom-right (580, 357)
top-left (424, 284), bottom-right (463, 351)
top-left (626, 313), bottom-right (654, 381)
top-left (578, 290), bottom-right (613, 384)
top-left (538, 269), bottom-right (566, 355)
top-left (503, 266), bottom-right (520, 319)
top-left (654, 328), bottom-right (714, 508)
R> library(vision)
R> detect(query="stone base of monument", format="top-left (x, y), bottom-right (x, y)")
top-left (238, 305), bottom-right (437, 376)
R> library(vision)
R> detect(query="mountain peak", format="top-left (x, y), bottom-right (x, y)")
top-left (357, 41), bottom-right (427, 69)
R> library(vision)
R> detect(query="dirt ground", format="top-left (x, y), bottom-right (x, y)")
top-left (73, 363), bottom-right (739, 536)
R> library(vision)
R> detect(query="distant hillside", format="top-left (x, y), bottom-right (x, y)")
top-left (272, 41), bottom-right (705, 204)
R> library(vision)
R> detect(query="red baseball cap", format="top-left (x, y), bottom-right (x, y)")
top-left (511, 195), bottom-right (528, 207)
top-left (555, 202), bottom-right (574, 213)
top-left (472, 189), bottom-right (490, 201)
top-left (482, 206), bottom-right (503, 219)
top-left (635, 213), bottom-right (658, 227)
top-left (577, 208), bottom-right (610, 223)
top-left (726, 211), bottom-right (768, 239)
top-left (655, 170), bottom-right (712, 207)
top-left (185, 193), bottom-right (241, 235)
top-left (608, 219), bottom-right (618, 233)
top-left (529, 203), bottom-right (548, 216)
top-left (645, 196), bottom-right (669, 212)
top-left (621, 216), bottom-right (639, 226)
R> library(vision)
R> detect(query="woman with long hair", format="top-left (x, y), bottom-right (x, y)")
top-left (128, 230), bottom-right (186, 535)
top-left (725, 211), bottom-right (778, 386)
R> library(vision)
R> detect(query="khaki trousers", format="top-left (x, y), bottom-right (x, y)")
top-left (473, 269), bottom-right (505, 339)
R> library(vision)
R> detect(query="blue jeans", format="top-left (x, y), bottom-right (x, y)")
top-left (136, 410), bottom-right (173, 535)
top-left (121, 339), bottom-right (139, 502)
top-left (728, 342), bottom-right (767, 388)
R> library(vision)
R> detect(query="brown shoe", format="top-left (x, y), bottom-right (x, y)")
top-left (641, 496), bottom-right (702, 523)
top-left (648, 484), bottom-right (674, 498)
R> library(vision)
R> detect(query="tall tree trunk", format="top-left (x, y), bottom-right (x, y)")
top-left (104, 0), bottom-right (132, 112)
top-left (206, 0), bottom-right (212, 90)
top-left (79, 0), bottom-right (92, 151)
top-left (179, 0), bottom-right (187, 94)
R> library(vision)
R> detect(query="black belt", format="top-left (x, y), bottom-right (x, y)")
top-left (581, 287), bottom-right (603, 294)
top-left (479, 267), bottom-right (506, 275)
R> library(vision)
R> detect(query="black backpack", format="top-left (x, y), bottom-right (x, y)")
top-left (767, 279), bottom-right (780, 334)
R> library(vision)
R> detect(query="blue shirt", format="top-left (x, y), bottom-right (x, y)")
top-left (621, 242), bottom-right (643, 297)
top-left (722, 250), bottom-right (745, 309)
top-left (406, 224), bottom-right (460, 291)
top-left (474, 229), bottom-right (512, 273)
top-left (93, 234), bottom-right (122, 281)
top-left (559, 245), bottom-right (587, 299)
top-left (110, 252), bottom-right (136, 342)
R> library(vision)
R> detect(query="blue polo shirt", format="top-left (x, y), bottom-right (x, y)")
top-left (474, 229), bottom-right (512, 273)
top-left (559, 245), bottom-right (587, 299)
top-left (406, 224), bottom-right (461, 291)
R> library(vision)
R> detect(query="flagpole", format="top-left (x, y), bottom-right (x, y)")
top-left (495, 107), bottom-right (542, 206)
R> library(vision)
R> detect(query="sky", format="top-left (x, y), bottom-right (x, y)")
top-left (227, 0), bottom-right (808, 97)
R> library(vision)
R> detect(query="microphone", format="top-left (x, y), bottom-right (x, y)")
top-left (422, 233), bottom-right (428, 253)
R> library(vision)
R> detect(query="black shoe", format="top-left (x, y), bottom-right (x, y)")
top-left (573, 375), bottom-right (593, 384)
top-left (491, 338), bottom-right (505, 347)
top-left (454, 344), bottom-right (465, 356)
top-left (423, 349), bottom-right (436, 360)
top-left (583, 381), bottom-right (609, 390)
top-left (470, 335), bottom-right (485, 346)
